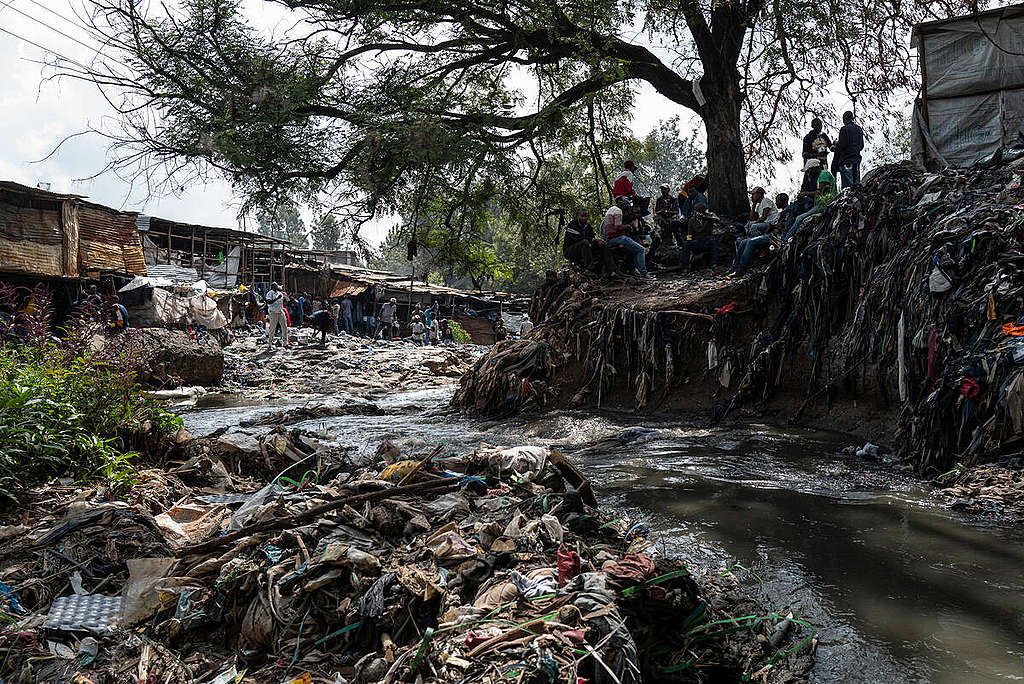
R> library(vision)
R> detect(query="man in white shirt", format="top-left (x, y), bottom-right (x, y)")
top-left (519, 314), bottom-right (534, 336)
top-left (375, 297), bottom-right (398, 339)
top-left (264, 282), bottom-right (290, 348)
top-left (743, 186), bottom-right (779, 237)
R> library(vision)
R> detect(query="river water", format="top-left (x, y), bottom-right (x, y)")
top-left (183, 388), bottom-right (1024, 683)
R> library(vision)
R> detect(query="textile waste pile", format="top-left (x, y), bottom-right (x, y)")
top-left (741, 162), bottom-right (1024, 474)
top-left (0, 429), bottom-right (815, 683)
top-left (458, 162), bottom-right (1024, 479)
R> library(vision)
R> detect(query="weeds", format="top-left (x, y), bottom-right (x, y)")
top-left (0, 284), bottom-right (180, 506)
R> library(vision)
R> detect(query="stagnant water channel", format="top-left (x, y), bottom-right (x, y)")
top-left (183, 388), bottom-right (1024, 683)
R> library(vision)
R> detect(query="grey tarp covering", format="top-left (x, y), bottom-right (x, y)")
top-left (918, 6), bottom-right (1024, 167)
top-left (922, 12), bottom-right (1024, 98)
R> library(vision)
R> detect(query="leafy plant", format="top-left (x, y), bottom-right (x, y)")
top-left (0, 285), bottom-right (181, 506)
top-left (448, 320), bottom-right (471, 344)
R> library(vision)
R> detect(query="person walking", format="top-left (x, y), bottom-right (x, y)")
top-left (265, 282), bottom-right (290, 348)
top-left (376, 297), bottom-right (398, 339)
top-left (340, 294), bottom-right (355, 334)
top-left (832, 111), bottom-right (865, 188)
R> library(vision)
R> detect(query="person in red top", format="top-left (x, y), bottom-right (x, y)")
top-left (612, 160), bottom-right (637, 198)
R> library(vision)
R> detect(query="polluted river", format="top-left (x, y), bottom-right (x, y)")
top-left (182, 384), bottom-right (1024, 684)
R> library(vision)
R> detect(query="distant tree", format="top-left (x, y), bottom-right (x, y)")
top-left (871, 111), bottom-right (913, 167)
top-left (310, 214), bottom-right (342, 251)
top-left (255, 202), bottom-right (306, 246)
top-left (635, 117), bottom-right (705, 197)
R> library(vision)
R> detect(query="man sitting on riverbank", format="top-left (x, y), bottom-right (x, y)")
top-left (678, 202), bottom-right (720, 272)
top-left (603, 199), bottom-right (653, 279)
top-left (563, 208), bottom-right (614, 274)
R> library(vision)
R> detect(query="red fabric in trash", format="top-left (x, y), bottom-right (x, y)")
top-left (560, 629), bottom-right (586, 644)
top-left (714, 302), bottom-right (738, 316)
top-left (605, 553), bottom-right (656, 584)
top-left (464, 630), bottom-right (491, 649)
top-left (557, 544), bottom-right (581, 587)
top-left (960, 378), bottom-right (981, 399)
top-left (1003, 323), bottom-right (1024, 336)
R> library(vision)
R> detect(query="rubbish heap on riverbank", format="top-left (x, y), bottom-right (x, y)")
top-left (221, 330), bottom-right (484, 400)
top-left (455, 162), bottom-right (1024, 482)
top-left (0, 430), bottom-right (815, 683)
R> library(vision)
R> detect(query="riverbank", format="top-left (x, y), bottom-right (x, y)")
top-left (0, 334), bottom-right (822, 684)
top-left (0, 419), bottom-right (816, 683)
top-left (454, 162), bottom-right (1024, 517)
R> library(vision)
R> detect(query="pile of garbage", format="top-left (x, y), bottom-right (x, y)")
top-left (452, 340), bottom-right (558, 416)
top-left (738, 162), bottom-right (1024, 474)
top-left (0, 432), bottom-right (814, 683)
top-left (223, 330), bottom-right (483, 399)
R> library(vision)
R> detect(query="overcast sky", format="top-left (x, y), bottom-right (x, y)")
top-left (0, 1), bottom-right (910, 245)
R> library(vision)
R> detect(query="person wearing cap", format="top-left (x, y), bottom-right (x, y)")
top-left (831, 111), bottom-right (864, 188)
top-left (783, 167), bottom-right (837, 242)
top-left (264, 282), bottom-right (290, 348)
top-left (802, 117), bottom-right (832, 168)
top-left (742, 186), bottom-right (779, 238)
top-left (679, 178), bottom-right (709, 221)
top-left (612, 160), bottom-right (637, 198)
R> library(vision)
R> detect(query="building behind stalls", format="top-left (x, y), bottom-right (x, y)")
top-left (0, 181), bottom-right (146, 310)
top-left (912, 4), bottom-right (1024, 168)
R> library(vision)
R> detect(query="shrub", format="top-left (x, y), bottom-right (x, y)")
top-left (448, 320), bottom-right (472, 344)
top-left (0, 284), bottom-right (180, 505)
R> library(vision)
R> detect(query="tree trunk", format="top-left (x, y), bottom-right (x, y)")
top-left (701, 75), bottom-right (748, 219)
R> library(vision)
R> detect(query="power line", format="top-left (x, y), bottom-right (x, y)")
top-left (21, 0), bottom-right (108, 44)
top-left (0, 23), bottom-right (93, 73)
top-left (1, 0), bottom-right (135, 71)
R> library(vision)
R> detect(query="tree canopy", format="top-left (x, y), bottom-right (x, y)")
top-left (71, 0), bottom-right (979, 274)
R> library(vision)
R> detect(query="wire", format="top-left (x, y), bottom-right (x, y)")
top-left (1, 0), bottom-right (135, 71)
top-left (0, 24), bottom-right (92, 72)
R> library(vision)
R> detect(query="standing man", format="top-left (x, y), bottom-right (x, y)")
top-left (376, 297), bottom-right (398, 339)
top-left (832, 111), bottom-right (865, 188)
top-left (519, 313), bottom-right (534, 337)
top-left (612, 160), bottom-right (637, 198)
top-left (294, 292), bottom-right (305, 327)
top-left (265, 282), bottom-right (290, 348)
top-left (340, 294), bottom-right (354, 334)
top-left (802, 117), bottom-right (832, 169)
top-left (330, 298), bottom-right (341, 334)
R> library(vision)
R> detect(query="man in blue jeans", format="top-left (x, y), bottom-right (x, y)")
top-left (831, 111), bottom-right (864, 188)
top-left (602, 201), bottom-right (653, 279)
top-left (729, 194), bottom-right (787, 276)
top-left (783, 168), bottom-right (837, 242)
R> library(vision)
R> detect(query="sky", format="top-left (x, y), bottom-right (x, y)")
top-left (0, 0), bottom-right (915, 245)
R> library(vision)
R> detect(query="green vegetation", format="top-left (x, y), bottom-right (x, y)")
top-left (0, 296), bottom-right (181, 506)
top-left (448, 321), bottom-right (472, 344)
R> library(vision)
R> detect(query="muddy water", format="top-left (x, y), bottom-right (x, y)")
top-left (183, 389), bottom-right (1024, 683)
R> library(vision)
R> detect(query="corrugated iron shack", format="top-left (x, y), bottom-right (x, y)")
top-left (0, 181), bottom-right (145, 281)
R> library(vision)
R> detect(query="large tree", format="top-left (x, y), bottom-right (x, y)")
top-left (256, 201), bottom-right (307, 246)
top-left (75, 0), bottom-right (975, 222)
